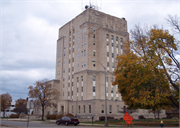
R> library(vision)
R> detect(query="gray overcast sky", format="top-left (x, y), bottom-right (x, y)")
top-left (0, 0), bottom-right (179, 101)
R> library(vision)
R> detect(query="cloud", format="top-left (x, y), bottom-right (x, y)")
top-left (1, 0), bottom-right (179, 100)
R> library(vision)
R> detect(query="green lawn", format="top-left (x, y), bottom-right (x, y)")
top-left (83, 119), bottom-right (179, 127)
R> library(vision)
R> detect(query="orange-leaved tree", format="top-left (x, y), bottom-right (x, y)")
top-left (13, 98), bottom-right (27, 114)
top-left (113, 25), bottom-right (179, 110)
top-left (1, 93), bottom-right (12, 117)
top-left (28, 79), bottom-right (59, 120)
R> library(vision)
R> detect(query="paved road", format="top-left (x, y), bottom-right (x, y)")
top-left (1, 120), bottom-right (178, 128)
top-left (0, 120), bottom-right (103, 128)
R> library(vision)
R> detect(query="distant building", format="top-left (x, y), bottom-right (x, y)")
top-left (1, 100), bottom-right (17, 117)
top-left (34, 7), bottom-right (166, 120)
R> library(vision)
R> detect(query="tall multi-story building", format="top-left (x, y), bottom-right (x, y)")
top-left (34, 7), bottom-right (166, 120)
top-left (55, 7), bottom-right (128, 119)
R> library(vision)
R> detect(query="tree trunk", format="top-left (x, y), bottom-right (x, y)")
top-left (3, 111), bottom-right (5, 118)
top-left (42, 107), bottom-right (44, 120)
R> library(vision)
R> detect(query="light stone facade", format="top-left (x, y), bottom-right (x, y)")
top-left (34, 8), bottom-right (166, 120)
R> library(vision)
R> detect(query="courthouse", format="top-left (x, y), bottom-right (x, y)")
top-left (34, 7), bottom-right (166, 120)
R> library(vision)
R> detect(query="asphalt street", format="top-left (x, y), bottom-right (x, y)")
top-left (1, 120), bottom-right (179, 128)
top-left (1, 120), bottom-right (102, 128)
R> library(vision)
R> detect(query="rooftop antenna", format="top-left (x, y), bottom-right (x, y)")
top-left (82, 0), bottom-right (101, 11)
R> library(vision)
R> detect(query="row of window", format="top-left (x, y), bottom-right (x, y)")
top-left (107, 34), bottom-right (123, 42)
top-left (71, 105), bottom-right (120, 114)
top-left (72, 105), bottom-right (91, 114)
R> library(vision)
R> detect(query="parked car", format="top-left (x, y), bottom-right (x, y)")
top-left (56, 116), bottom-right (80, 126)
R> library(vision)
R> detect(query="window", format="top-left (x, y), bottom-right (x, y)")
top-left (81, 76), bottom-right (83, 81)
top-left (82, 42), bottom-right (83, 47)
top-left (93, 86), bottom-right (95, 92)
top-left (93, 63), bottom-right (96, 67)
top-left (112, 63), bottom-right (114, 68)
top-left (93, 34), bottom-right (95, 38)
top-left (77, 87), bottom-right (79, 93)
top-left (64, 52), bottom-right (66, 56)
top-left (84, 61), bottom-right (86, 67)
top-left (63, 68), bottom-right (65, 73)
top-left (72, 106), bottom-right (74, 113)
top-left (77, 63), bottom-right (79, 68)
top-left (93, 76), bottom-right (96, 81)
top-left (109, 105), bottom-right (112, 113)
top-left (82, 62), bottom-right (83, 68)
top-left (106, 77), bottom-right (108, 82)
top-left (79, 106), bottom-right (80, 113)
top-left (93, 27), bottom-right (96, 32)
top-left (68, 92), bottom-right (70, 96)
top-left (111, 78), bottom-right (113, 83)
top-left (84, 50), bottom-right (86, 56)
top-left (101, 105), bottom-right (104, 113)
top-left (120, 38), bottom-right (123, 42)
top-left (111, 88), bottom-right (113, 93)
top-left (72, 91), bottom-right (73, 95)
top-left (112, 53), bottom-right (114, 58)
top-left (78, 53), bottom-right (79, 59)
top-left (107, 34), bottom-right (109, 39)
top-left (107, 62), bottom-right (109, 67)
top-left (82, 87), bottom-right (83, 92)
top-left (117, 105), bottom-right (119, 113)
top-left (93, 50), bottom-right (96, 57)
top-left (84, 41), bottom-right (86, 46)
top-left (116, 43), bottom-right (118, 48)
top-left (83, 105), bottom-right (85, 113)
top-left (89, 105), bottom-right (91, 113)
top-left (77, 77), bottom-right (79, 82)
top-left (112, 42), bottom-right (114, 47)
top-left (107, 41), bottom-right (109, 46)
top-left (81, 96), bottom-right (83, 100)
top-left (82, 51), bottom-right (83, 57)
top-left (111, 36), bottom-right (114, 40)
top-left (107, 52), bottom-right (109, 57)
top-left (116, 37), bottom-right (118, 41)
top-left (93, 41), bottom-right (96, 45)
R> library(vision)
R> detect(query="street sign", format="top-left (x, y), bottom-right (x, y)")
top-left (123, 112), bottom-right (133, 125)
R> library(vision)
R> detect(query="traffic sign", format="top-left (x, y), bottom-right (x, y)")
top-left (123, 112), bottom-right (133, 125)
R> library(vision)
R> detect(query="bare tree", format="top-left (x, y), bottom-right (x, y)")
top-left (28, 79), bottom-right (59, 120)
top-left (166, 15), bottom-right (180, 34)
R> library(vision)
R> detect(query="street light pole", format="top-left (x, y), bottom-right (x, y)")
top-left (92, 60), bottom-right (108, 126)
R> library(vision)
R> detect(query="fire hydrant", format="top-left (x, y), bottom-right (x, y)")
top-left (160, 120), bottom-right (164, 128)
